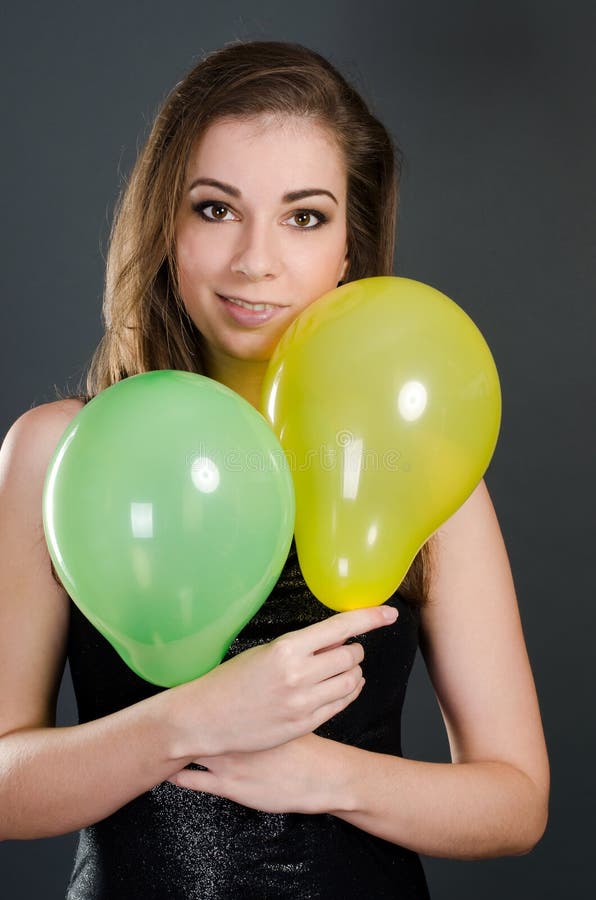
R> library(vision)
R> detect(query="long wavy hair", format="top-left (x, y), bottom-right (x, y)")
top-left (57, 40), bottom-right (433, 608)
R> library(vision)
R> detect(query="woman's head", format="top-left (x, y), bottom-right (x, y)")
top-left (86, 39), bottom-right (401, 392)
top-left (175, 114), bottom-right (350, 381)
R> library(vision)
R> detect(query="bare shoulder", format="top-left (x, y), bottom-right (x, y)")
top-left (5, 396), bottom-right (84, 441)
top-left (420, 478), bottom-right (507, 626)
top-left (420, 476), bottom-right (521, 664)
top-left (0, 398), bottom-right (85, 734)
top-left (1, 398), bottom-right (84, 475)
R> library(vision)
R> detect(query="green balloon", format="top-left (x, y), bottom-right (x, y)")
top-left (43, 370), bottom-right (295, 687)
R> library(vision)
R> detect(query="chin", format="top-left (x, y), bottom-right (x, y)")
top-left (224, 332), bottom-right (283, 363)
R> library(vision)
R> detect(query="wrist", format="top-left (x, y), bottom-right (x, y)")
top-left (315, 735), bottom-right (360, 815)
top-left (151, 677), bottom-right (219, 765)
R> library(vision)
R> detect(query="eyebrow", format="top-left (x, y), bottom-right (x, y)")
top-left (188, 177), bottom-right (338, 206)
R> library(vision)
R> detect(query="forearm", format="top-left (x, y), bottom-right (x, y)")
top-left (325, 741), bottom-right (548, 860)
top-left (0, 687), bottom-right (197, 841)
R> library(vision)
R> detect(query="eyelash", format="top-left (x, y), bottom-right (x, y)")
top-left (192, 200), bottom-right (328, 230)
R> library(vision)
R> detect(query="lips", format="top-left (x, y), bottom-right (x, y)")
top-left (216, 293), bottom-right (288, 326)
top-left (217, 294), bottom-right (285, 308)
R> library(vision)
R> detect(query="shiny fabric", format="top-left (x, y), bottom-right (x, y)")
top-left (66, 537), bottom-right (431, 899)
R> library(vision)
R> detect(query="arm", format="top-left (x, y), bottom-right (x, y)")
top-left (0, 404), bottom-right (206, 840)
top-left (329, 478), bottom-right (550, 858)
top-left (172, 480), bottom-right (549, 860)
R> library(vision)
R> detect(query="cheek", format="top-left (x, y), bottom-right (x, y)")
top-left (290, 235), bottom-right (345, 281)
top-left (176, 233), bottom-right (222, 299)
top-left (177, 232), bottom-right (203, 275)
top-left (305, 247), bottom-right (346, 292)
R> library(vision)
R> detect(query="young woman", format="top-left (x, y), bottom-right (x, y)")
top-left (0, 40), bottom-right (549, 898)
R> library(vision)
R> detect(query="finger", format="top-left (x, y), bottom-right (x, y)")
top-left (310, 675), bottom-right (366, 729)
top-left (310, 662), bottom-right (364, 708)
top-left (310, 642), bottom-right (365, 683)
top-left (295, 605), bottom-right (398, 655)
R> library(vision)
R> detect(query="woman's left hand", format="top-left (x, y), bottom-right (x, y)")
top-left (166, 732), bottom-right (348, 815)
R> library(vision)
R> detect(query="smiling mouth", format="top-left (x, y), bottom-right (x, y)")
top-left (217, 293), bottom-right (286, 311)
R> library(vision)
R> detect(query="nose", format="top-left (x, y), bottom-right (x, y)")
top-left (230, 217), bottom-right (282, 281)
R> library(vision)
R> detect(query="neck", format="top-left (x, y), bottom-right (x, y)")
top-left (203, 347), bottom-right (270, 412)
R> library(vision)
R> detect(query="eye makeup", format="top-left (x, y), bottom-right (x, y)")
top-left (191, 200), bottom-right (329, 230)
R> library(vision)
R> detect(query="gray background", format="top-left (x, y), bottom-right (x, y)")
top-left (1, 1), bottom-right (594, 897)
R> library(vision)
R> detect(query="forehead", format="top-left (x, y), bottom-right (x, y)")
top-left (186, 115), bottom-right (347, 198)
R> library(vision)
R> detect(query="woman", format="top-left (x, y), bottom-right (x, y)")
top-left (0, 40), bottom-right (549, 898)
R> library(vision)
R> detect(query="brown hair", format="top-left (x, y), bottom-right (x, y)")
top-left (56, 39), bottom-right (432, 607)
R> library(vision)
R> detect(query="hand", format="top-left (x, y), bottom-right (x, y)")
top-left (169, 605), bottom-right (398, 757)
top-left (166, 733), bottom-right (345, 815)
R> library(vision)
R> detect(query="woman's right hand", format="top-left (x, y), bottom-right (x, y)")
top-left (171, 605), bottom-right (398, 757)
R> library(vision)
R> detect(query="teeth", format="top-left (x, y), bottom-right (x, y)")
top-left (225, 296), bottom-right (276, 311)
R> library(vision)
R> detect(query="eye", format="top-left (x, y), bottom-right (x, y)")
top-left (286, 209), bottom-right (327, 230)
top-left (193, 201), bottom-right (237, 222)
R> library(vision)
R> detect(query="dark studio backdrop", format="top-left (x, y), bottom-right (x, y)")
top-left (0, 1), bottom-right (593, 897)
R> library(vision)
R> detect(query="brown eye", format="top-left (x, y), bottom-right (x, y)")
top-left (203, 203), bottom-right (228, 221)
top-left (288, 209), bottom-right (327, 229)
top-left (193, 202), bottom-right (235, 222)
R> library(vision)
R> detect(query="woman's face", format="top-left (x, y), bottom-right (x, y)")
top-left (175, 115), bottom-right (349, 366)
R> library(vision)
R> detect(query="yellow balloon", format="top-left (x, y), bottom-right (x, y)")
top-left (260, 276), bottom-right (501, 612)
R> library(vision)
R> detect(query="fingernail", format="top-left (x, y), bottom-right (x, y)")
top-left (383, 606), bottom-right (398, 621)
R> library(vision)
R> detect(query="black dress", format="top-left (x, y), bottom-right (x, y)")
top-left (65, 537), bottom-right (431, 899)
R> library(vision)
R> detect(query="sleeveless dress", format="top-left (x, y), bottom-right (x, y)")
top-left (65, 537), bottom-right (431, 899)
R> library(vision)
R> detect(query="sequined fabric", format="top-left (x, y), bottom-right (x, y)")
top-left (66, 538), bottom-right (431, 899)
